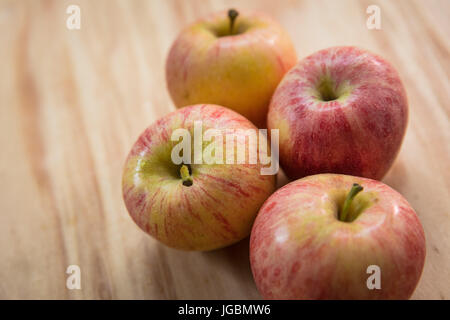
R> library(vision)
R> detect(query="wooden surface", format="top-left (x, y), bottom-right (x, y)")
top-left (0, 0), bottom-right (449, 299)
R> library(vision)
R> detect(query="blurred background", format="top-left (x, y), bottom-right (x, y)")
top-left (0, 0), bottom-right (448, 299)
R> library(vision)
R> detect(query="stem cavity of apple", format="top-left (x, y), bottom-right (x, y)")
top-left (339, 183), bottom-right (364, 222)
top-left (180, 164), bottom-right (193, 187)
top-left (228, 9), bottom-right (239, 35)
top-left (317, 78), bottom-right (338, 102)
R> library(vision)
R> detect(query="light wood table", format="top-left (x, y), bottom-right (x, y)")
top-left (0, 0), bottom-right (448, 299)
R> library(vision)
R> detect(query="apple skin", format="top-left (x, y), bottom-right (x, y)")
top-left (250, 174), bottom-right (426, 300)
top-left (268, 46), bottom-right (408, 180)
top-left (166, 10), bottom-right (297, 128)
top-left (122, 104), bottom-right (276, 251)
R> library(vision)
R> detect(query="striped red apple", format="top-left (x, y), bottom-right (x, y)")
top-left (250, 174), bottom-right (426, 299)
top-left (122, 104), bottom-right (276, 251)
top-left (166, 9), bottom-right (297, 128)
top-left (268, 46), bottom-right (408, 180)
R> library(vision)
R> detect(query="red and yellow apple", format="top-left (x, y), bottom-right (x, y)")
top-left (268, 46), bottom-right (408, 180)
top-left (122, 104), bottom-right (276, 251)
top-left (250, 174), bottom-right (426, 299)
top-left (166, 9), bottom-right (297, 128)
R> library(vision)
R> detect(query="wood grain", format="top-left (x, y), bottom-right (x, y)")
top-left (0, 0), bottom-right (448, 299)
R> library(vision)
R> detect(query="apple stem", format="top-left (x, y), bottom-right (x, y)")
top-left (340, 183), bottom-right (363, 222)
top-left (228, 9), bottom-right (239, 35)
top-left (180, 164), bottom-right (193, 187)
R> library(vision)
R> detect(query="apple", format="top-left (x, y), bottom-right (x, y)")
top-left (250, 174), bottom-right (426, 299)
top-left (122, 104), bottom-right (276, 251)
top-left (268, 46), bottom-right (408, 180)
top-left (166, 9), bottom-right (297, 128)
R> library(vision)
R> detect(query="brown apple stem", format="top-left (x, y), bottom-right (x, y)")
top-left (228, 9), bottom-right (239, 35)
top-left (340, 183), bottom-right (363, 222)
top-left (180, 164), bottom-right (193, 187)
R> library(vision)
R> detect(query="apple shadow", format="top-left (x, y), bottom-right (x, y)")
top-left (276, 167), bottom-right (291, 189)
top-left (382, 158), bottom-right (409, 192)
top-left (135, 235), bottom-right (260, 299)
top-left (201, 237), bottom-right (260, 299)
